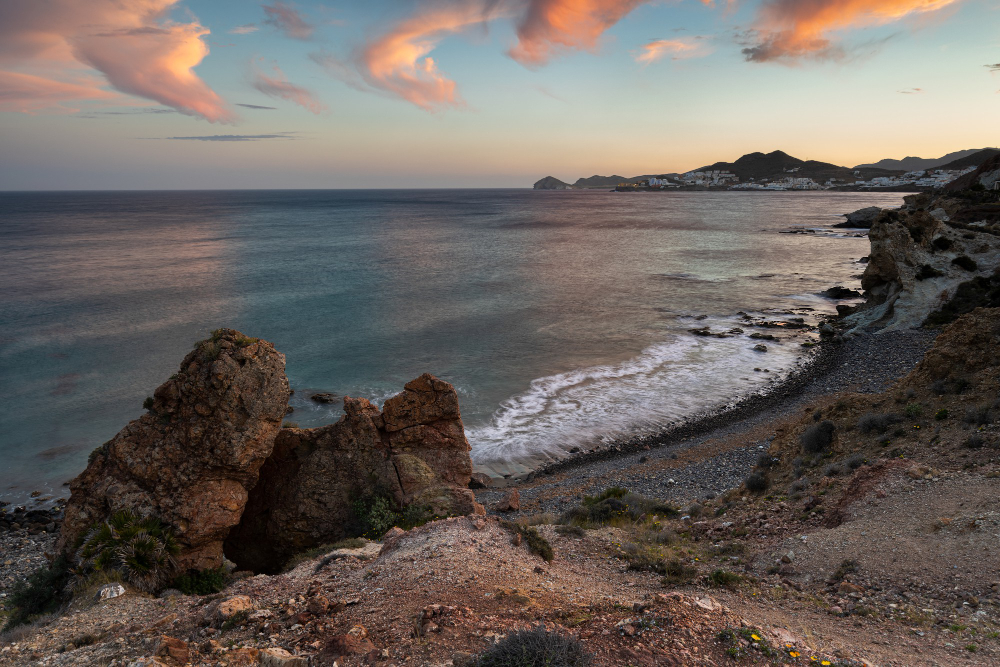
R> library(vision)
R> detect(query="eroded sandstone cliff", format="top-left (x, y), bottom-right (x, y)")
top-left (225, 374), bottom-right (483, 573)
top-left (59, 329), bottom-right (290, 571)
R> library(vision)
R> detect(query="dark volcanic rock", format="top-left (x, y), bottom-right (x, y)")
top-left (834, 206), bottom-right (882, 228)
top-left (822, 286), bottom-right (862, 299)
top-left (226, 374), bottom-right (484, 573)
top-left (59, 329), bottom-right (289, 571)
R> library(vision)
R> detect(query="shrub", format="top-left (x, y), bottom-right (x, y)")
top-left (661, 559), bottom-right (697, 586)
top-left (559, 488), bottom-right (677, 527)
top-left (75, 511), bottom-right (179, 593)
top-left (352, 495), bottom-right (400, 539)
top-left (744, 473), bottom-right (769, 494)
top-left (952, 256), bottom-right (978, 272)
top-left (500, 520), bottom-right (554, 562)
top-left (916, 264), bottom-right (943, 281)
top-left (905, 403), bottom-right (924, 418)
top-left (965, 435), bottom-right (986, 450)
top-left (831, 559), bottom-right (858, 583)
top-left (954, 378), bottom-right (972, 394)
top-left (789, 478), bottom-right (809, 494)
top-left (554, 525), bottom-right (585, 538)
top-left (171, 567), bottom-right (227, 596)
top-left (800, 421), bottom-right (835, 454)
top-left (930, 379), bottom-right (949, 395)
top-left (857, 413), bottom-right (901, 434)
top-left (475, 626), bottom-right (592, 667)
top-left (964, 405), bottom-right (994, 425)
top-left (755, 453), bottom-right (777, 469)
top-left (823, 464), bottom-right (843, 478)
top-left (2, 555), bottom-right (72, 630)
top-left (935, 408), bottom-right (949, 421)
top-left (142, 396), bottom-right (154, 411)
top-left (708, 569), bottom-right (741, 588)
top-left (847, 454), bottom-right (865, 471)
top-left (931, 237), bottom-right (953, 251)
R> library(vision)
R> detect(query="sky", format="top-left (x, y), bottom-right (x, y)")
top-left (1, 0), bottom-right (998, 189)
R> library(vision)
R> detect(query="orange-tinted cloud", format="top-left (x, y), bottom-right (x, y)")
top-left (263, 2), bottom-right (315, 40)
top-left (635, 37), bottom-right (712, 64)
top-left (352, 3), bottom-right (501, 111)
top-left (252, 60), bottom-right (325, 114)
top-left (743, 0), bottom-right (963, 63)
top-left (0, 0), bottom-right (234, 122)
top-left (0, 70), bottom-right (116, 113)
top-left (509, 0), bottom-right (645, 66)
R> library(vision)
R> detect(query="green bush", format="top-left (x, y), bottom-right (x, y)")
top-left (905, 403), bottom-right (924, 418)
top-left (857, 413), bottom-right (901, 434)
top-left (2, 555), bottom-right (71, 630)
top-left (500, 520), bottom-right (554, 562)
top-left (661, 559), bottom-right (697, 586)
top-left (708, 569), bottom-right (741, 588)
top-left (75, 511), bottom-right (179, 592)
top-left (171, 567), bottom-right (227, 596)
top-left (352, 495), bottom-right (399, 539)
top-left (559, 488), bottom-right (678, 527)
top-left (474, 626), bottom-right (592, 666)
top-left (142, 396), bottom-right (154, 411)
top-left (935, 408), bottom-right (949, 421)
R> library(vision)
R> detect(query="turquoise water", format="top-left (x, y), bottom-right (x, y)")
top-left (0, 189), bottom-right (906, 501)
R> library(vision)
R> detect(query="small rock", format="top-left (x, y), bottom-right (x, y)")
top-left (259, 647), bottom-right (307, 667)
top-left (494, 489), bottom-right (520, 513)
top-left (215, 595), bottom-right (254, 622)
top-left (310, 392), bottom-right (338, 404)
top-left (753, 344), bottom-right (768, 352)
top-left (307, 595), bottom-right (331, 616)
top-left (154, 636), bottom-right (189, 665)
top-left (97, 583), bottom-right (126, 601)
top-left (469, 472), bottom-right (492, 489)
top-left (512, 533), bottom-right (522, 547)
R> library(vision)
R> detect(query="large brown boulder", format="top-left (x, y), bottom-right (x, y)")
top-left (225, 374), bottom-right (484, 572)
top-left (59, 329), bottom-right (289, 571)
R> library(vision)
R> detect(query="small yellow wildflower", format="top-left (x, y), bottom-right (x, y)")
top-left (790, 651), bottom-right (800, 658)
top-left (751, 634), bottom-right (761, 641)
top-left (821, 662), bottom-right (831, 666)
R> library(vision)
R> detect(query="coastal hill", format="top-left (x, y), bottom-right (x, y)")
top-left (534, 147), bottom-right (1000, 189)
top-left (853, 147), bottom-right (997, 171)
top-left (694, 149), bottom-right (897, 182)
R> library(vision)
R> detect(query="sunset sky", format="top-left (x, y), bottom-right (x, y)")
top-left (1, 0), bottom-right (998, 189)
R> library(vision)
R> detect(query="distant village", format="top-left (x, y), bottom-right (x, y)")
top-left (631, 165), bottom-right (979, 191)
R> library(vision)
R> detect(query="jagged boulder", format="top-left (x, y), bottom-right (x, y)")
top-left (834, 206), bottom-right (882, 228)
top-left (899, 307), bottom-right (1000, 385)
top-left (59, 329), bottom-right (289, 571)
top-left (225, 373), bottom-right (484, 572)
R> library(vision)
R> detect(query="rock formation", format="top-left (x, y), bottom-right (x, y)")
top-left (533, 176), bottom-right (572, 190)
top-left (846, 171), bottom-right (1000, 332)
top-left (59, 329), bottom-right (290, 571)
top-left (225, 374), bottom-right (484, 572)
top-left (833, 206), bottom-right (882, 228)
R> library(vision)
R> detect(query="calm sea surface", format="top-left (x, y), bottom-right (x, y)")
top-left (0, 189), bottom-right (908, 501)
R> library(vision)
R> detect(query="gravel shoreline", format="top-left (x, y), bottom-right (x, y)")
top-left (476, 327), bottom-right (939, 515)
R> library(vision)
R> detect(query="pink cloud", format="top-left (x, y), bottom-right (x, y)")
top-left (251, 60), bottom-right (325, 114)
top-left (743, 0), bottom-right (963, 63)
top-left (0, 70), bottom-right (116, 113)
top-left (509, 0), bottom-right (646, 67)
top-left (635, 37), bottom-right (712, 64)
top-left (0, 0), bottom-right (234, 122)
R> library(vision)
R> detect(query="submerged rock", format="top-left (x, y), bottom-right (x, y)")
top-left (225, 373), bottom-right (484, 573)
top-left (59, 329), bottom-right (289, 571)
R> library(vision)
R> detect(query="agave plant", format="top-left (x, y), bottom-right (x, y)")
top-left (75, 510), bottom-right (180, 592)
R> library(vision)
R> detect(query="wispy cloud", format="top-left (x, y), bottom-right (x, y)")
top-left (230, 24), bottom-right (259, 35)
top-left (635, 37), bottom-right (712, 64)
top-left (988, 62), bottom-right (1000, 72)
top-left (263, 2), bottom-right (315, 40)
top-left (0, 0), bottom-right (235, 122)
top-left (251, 59), bottom-right (325, 114)
top-left (898, 87), bottom-right (923, 94)
top-left (77, 107), bottom-right (177, 118)
top-left (741, 0), bottom-right (962, 63)
top-left (165, 132), bottom-right (297, 141)
top-left (237, 103), bottom-right (278, 110)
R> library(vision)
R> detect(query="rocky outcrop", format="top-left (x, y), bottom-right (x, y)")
top-left (225, 374), bottom-right (484, 572)
top-left (833, 206), bottom-right (882, 228)
top-left (533, 176), bottom-right (572, 190)
top-left (59, 330), bottom-right (289, 571)
top-left (899, 307), bottom-right (1000, 387)
top-left (845, 193), bottom-right (1000, 332)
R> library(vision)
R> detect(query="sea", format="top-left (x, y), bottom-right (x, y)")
top-left (0, 189), bottom-right (908, 502)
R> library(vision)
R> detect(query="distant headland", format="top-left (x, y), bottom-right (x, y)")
top-left (535, 147), bottom-right (999, 192)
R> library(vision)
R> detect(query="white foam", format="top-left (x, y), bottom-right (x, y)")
top-left (468, 316), bottom-right (808, 465)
